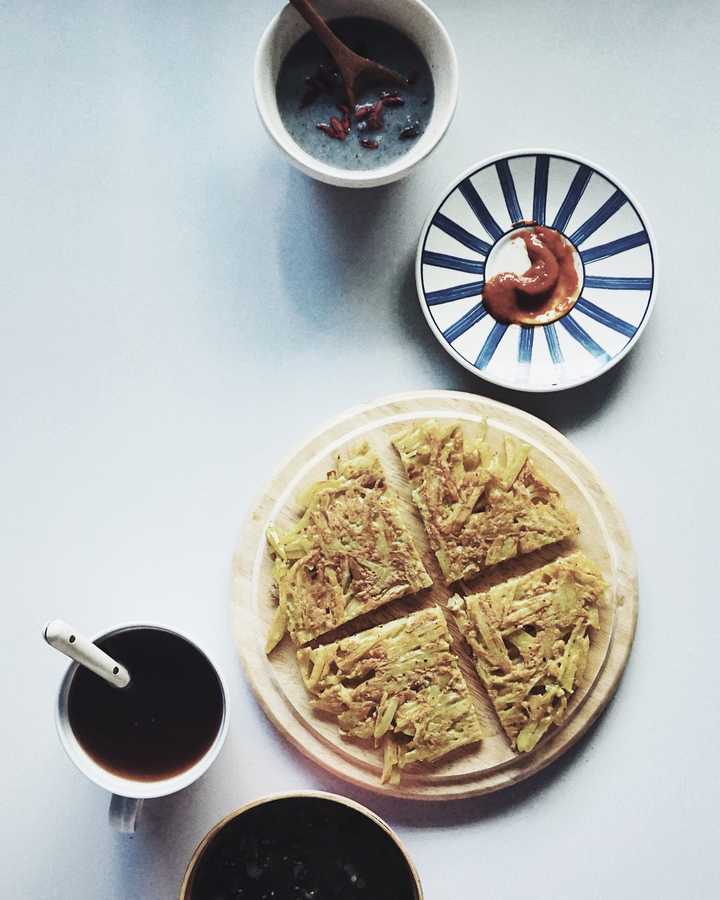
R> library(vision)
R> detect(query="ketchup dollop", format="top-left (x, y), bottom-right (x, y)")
top-left (483, 226), bottom-right (580, 325)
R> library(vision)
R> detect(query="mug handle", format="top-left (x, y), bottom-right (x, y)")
top-left (109, 795), bottom-right (144, 833)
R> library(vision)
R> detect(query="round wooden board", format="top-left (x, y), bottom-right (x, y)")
top-left (232, 391), bottom-right (638, 799)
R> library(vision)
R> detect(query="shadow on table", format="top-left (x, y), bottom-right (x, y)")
top-left (274, 169), bottom-right (422, 333)
top-left (109, 779), bottom-right (213, 898)
top-left (109, 729), bottom-right (248, 899)
top-left (277, 708), bottom-right (609, 831)
top-left (393, 255), bottom-right (638, 432)
top-left (273, 168), bottom-right (636, 429)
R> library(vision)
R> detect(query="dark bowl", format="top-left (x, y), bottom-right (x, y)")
top-left (179, 791), bottom-right (423, 900)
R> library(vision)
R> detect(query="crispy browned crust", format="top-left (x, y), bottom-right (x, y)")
top-left (448, 552), bottom-right (606, 752)
top-left (297, 607), bottom-right (485, 783)
top-left (392, 420), bottom-right (577, 583)
top-left (266, 443), bottom-right (431, 649)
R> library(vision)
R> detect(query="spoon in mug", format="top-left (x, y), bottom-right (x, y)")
top-left (288, 0), bottom-right (407, 108)
top-left (44, 619), bottom-right (131, 688)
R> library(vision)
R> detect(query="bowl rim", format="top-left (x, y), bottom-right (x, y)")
top-left (178, 789), bottom-right (424, 899)
top-left (415, 147), bottom-right (658, 393)
top-left (253, 0), bottom-right (459, 188)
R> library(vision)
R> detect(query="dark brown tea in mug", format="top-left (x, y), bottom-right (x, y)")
top-left (68, 628), bottom-right (223, 781)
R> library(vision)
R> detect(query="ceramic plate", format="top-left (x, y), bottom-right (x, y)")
top-left (416, 150), bottom-right (656, 391)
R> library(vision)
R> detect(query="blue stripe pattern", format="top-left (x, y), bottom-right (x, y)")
top-left (422, 251), bottom-right (485, 275)
top-left (575, 298), bottom-right (637, 339)
top-left (443, 303), bottom-right (487, 343)
top-left (560, 315), bottom-right (611, 360)
top-left (568, 189), bottom-right (627, 246)
top-left (496, 159), bottom-right (523, 223)
top-left (422, 154), bottom-right (654, 386)
top-left (518, 326), bottom-right (534, 364)
top-left (584, 275), bottom-right (652, 290)
top-left (475, 322), bottom-right (508, 369)
top-left (533, 155), bottom-right (549, 225)
top-left (458, 179), bottom-right (503, 240)
top-left (581, 230), bottom-right (649, 264)
top-left (552, 165), bottom-right (592, 231)
top-left (426, 280), bottom-right (485, 306)
top-left (432, 212), bottom-right (492, 256)
top-left (545, 323), bottom-right (563, 364)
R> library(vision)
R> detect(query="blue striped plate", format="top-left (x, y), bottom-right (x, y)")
top-left (416, 151), bottom-right (656, 392)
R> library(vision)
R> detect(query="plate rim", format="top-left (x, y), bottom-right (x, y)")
top-left (415, 147), bottom-right (658, 393)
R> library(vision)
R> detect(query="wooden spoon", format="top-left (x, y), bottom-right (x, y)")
top-left (288, 0), bottom-right (407, 109)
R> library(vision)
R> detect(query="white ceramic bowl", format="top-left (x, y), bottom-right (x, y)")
top-left (254, 0), bottom-right (458, 188)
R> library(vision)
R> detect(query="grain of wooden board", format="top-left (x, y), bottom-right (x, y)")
top-left (232, 391), bottom-right (638, 799)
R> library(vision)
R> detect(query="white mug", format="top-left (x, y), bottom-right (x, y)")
top-left (54, 622), bottom-right (229, 833)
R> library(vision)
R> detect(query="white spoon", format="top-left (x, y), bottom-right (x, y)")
top-left (44, 619), bottom-right (131, 688)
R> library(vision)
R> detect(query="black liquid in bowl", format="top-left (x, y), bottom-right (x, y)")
top-left (185, 796), bottom-right (419, 900)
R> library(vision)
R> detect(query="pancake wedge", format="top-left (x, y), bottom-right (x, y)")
top-left (297, 606), bottom-right (485, 783)
top-left (265, 443), bottom-right (431, 650)
top-left (448, 552), bottom-right (606, 752)
top-left (392, 420), bottom-right (577, 583)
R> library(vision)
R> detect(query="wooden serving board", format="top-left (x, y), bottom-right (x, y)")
top-left (232, 391), bottom-right (637, 799)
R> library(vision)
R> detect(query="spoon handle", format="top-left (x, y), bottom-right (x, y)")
top-left (44, 619), bottom-right (131, 689)
top-left (288, 0), bottom-right (353, 62)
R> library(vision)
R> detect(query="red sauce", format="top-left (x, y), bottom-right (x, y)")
top-left (316, 92), bottom-right (418, 146)
top-left (483, 226), bottom-right (580, 325)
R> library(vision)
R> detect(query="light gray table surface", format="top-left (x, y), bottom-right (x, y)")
top-left (2, 1), bottom-right (718, 897)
